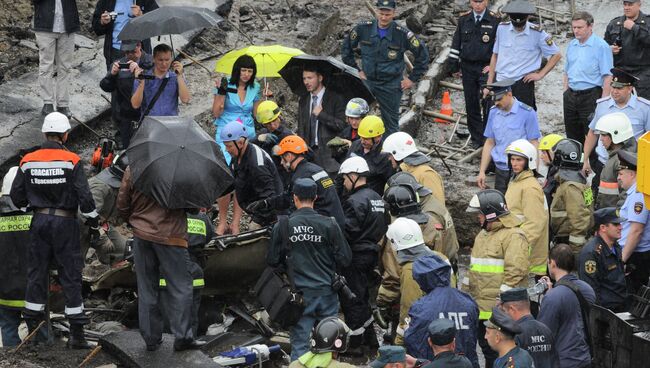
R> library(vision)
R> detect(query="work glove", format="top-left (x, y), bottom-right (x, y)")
top-left (264, 133), bottom-right (279, 145)
top-left (246, 199), bottom-right (271, 214)
top-left (85, 217), bottom-right (101, 247)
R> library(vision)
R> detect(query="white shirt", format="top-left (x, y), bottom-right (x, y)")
top-left (53, 0), bottom-right (66, 33)
top-left (310, 87), bottom-right (326, 145)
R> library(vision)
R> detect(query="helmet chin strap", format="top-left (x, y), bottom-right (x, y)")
top-left (235, 138), bottom-right (247, 158)
top-left (344, 173), bottom-right (361, 192)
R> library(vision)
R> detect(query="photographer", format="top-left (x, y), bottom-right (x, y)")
top-left (92, 0), bottom-right (158, 69)
top-left (100, 41), bottom-right (152, 148)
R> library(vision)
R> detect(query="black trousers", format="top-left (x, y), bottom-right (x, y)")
top-left (631, 66), bottom-right (650, 100)
top-left (461, 62), bottom-right (489, 146)
top-left (340, 249), bottom-right (379, 347)
top-left (494, 168), bottom-right (511, 194)
top-left (512, 79), bottom-right (536, 110)
top-left (477, 319), bottom-right (498, 368)
top-left (627, 250), bottom-right (650, 295)
top-left (563, 87), bottom-right (602, 144)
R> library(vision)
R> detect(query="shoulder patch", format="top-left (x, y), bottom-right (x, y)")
top-left (638, 96), bottom-right (650, 106)
top-left (584, 260), bottom-right (597, 275)
top-left (489, 11), bottom-right (496, 17)
top-left (597, 96), bottom-right (612, 103)
top-left (635, 201), bottom-right (644, 214)
top-left (545, 35), bottom-right (554, 46)
top-left (519, 102), bottom-right (533, 111)
top-left (460, 10), bottom-right (471, 16)
top-left (500, 21), bottom-right (511, 25)
top-left (530, 23), bottom-right (542, 31)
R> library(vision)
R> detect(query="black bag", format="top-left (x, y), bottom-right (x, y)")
top-left (254, 216), bottom-right (304, 329)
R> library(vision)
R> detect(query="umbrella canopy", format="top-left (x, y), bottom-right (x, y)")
top-left (278, 54), bottom-right (375, 104)
top-left (214, 45), bottom-right (304, 78)
top-left (126, 116), bottom-right (233, 209)
top-left (118, 6), bottom-right (222, 41)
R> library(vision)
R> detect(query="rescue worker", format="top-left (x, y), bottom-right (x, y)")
top-left (539, 133), bottom-right (564, 206)
top-left (504, 139), bottom-right (549, 276)
top-left (289, 317), bottom-right (356, 368)
top-left (80, 153), bottom-right (128, 264)
top-left (247, 135), bottom-right (345, 229)
top-left (267, 178), bottom-right (352, 360)
top-left (254, 100), bottom-right (294, 185)
top-left (484, 307), bottom-right (535, 368)
top-left (617, 150), bottom-right (650, 295)
top-left (592, 112), bottom-right (637, 208)
top-left (604, 0), bottom-right (650, 99)
top-left (0, 168), bottom-right (46, 347)
top-left (404, 254), bottom-right (479, 367)
top-left (578, 207), bottom-right (628, 312)
top-left (338, 156), bottom-right (388, 353)
top-left (329, 97), bottom-right (369, 163)
top-left (415, 318), bottom-right (473, 368)
top-left (11, 112), bottom-right (99, 349)
top-left (448, 0), bottom-right (499, 148)
top-left (220, 121), bottom-right (283, 227)
top-left (369, 345), bottom-right (408, 368)
top-left (346, 115), bottom-right (395, 196)
top-left (341, 0), bottom-right (429, 136)
top-left (465, 189), bottom-right (529, 368)
top-left (549, 139), bottom-right (593, 255)
top-left (499, 288), bottom-right (558, 368)
top-left (382, 131), bottom-right (446, 205)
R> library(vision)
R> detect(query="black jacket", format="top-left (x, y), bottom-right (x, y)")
top-left (605, 12), bottom-right (650, 68)
top-left (578, 235), bottom-right (627, 311)
top-left (514, 315), bottom-right (559, 368)
top-left (0, 197), bottom-right (31, 310)
top-left (92, 0), bottom-right (158, 61)
top-left (252, 124), bottom-right (294, 185)
top-left (347, 139), bottom-right (396, 196)
top-left (100, 53), bottom-right (154, 124)
top-left (448, 9), bottom-right (500, 73)
top-left (33, 0), bottom-right (80, 33)
top-left (297, 89), bottom-right (347, 174)
top-left (342, 185), bottom-right (387, 252)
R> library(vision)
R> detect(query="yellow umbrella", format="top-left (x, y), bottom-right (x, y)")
top-left (214, 45), bottom-right (304, 78)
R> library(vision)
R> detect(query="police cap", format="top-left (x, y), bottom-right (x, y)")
top-left (120, 40), bottom-right (138, 52)
top-left (594, 207), bottom-right (625, 226)
top-left (427, 318), bottom-right (457, 346)
top-left (484, 307), bottom-right (522, 336)
top-left (617, 150), bottom-right (637, 171)
top-left (293, 178), bottom-right (318, 200)
top-left (500, 287), bottom-right (528, 303)
top-left (370, 346), bottom-right (406, 368)
top-left (611, 68), bottom-right (639, 88)
top-left (486, 79), bottom-right (515, 101)
top-left (501, 0), bottom-right (537, 15)
top-left (376, 0), bottom-right (396, 9)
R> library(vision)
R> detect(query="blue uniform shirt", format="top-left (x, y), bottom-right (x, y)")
top-left (620, 183), bottom-right (650, 253)
top-left (565, 34), bottom-right (613, 91)
top-left (111, 0), bottom-right (132, 50)
top-left (492, 21), bottom-right (559, 81)
top-left (588, 94), bottom-right (650, 162)
top-left (484, 99), bottom-right (542, 170)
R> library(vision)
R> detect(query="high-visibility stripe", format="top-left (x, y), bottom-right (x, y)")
top-left (598, 187), bottom-right (619, 195)
top-left (187, 218), bottom-right (207, 236)
top-left (0, 298), bottom-right (25, 308)
top-left (160, 278), bottom-right (205, 288)
top-left (449, 54), bottom-right (459, 60)
top-left (21, 161), bottom-right (75, 171)
top-left (82, 210), bottom-right (99, 218)
top-left (530, 263), bottom-right (547, 274)
top-left (160, 279), bottom-right (166, 287)
top-left (450, 49), bottom-right (460, 54)
top-left (569, 235), bottom-right (586, 244)
top-left (479, 311), bottom-right (492, 320)
top-left (599, 181), bottom-right (619, 189)
top-left (470, 257), bottom-right (505, 273)
top-left (0, 214), bottom-right (32, 232)
top-left (311, 171), bottom-right (328, 181)
top-left (65, 305), bottom-right (83, 315)
top-left (550, 210), bottom-right (567, 218)
top-left (25, 301), bottom-right (45, 311)
top-left (21, 149), bottom-right (81, 167)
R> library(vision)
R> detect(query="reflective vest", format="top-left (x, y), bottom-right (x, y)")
top-left (0, 208), bottom-right (32, 310)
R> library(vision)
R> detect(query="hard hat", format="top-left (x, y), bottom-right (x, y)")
top-left (383, 184), bottom-right (420, 218)
top-left (109, 153), bottom-right (129, 180)
top-left (256, 100), bottom-right (281, 124)
top-left (539, 134), bottom-right (564, 151)
top-left (386, 217), bottom-right (425, 252)
top-left (552, 138), bottom-right (583, 169)
top-left (505, 139), bottom-right (537, 171)
top-left (42, 112), bottom-right (71, 133)
top-left (345, 98), bottom-right (370, 118)
top-left (358, 115), bottom-right (385, 138)
top-left (386, 171), bottom-right (432, 198)
top-left (220, 121), bottom-right (248, 142)
top-left (276, 135), bottom-right (308, 155)
top-left (310, 317), bottom-right (350, 353)
top-left (466, 189), bottom-right (510, 222)
top-left (339, 156), bottom-right (370, 175)
top-left (1, 166), bottom-right (18, 196)
top-left (382, 132), bottom-right (418, 161)
top-left (594, 112), bottom-right (634, 144)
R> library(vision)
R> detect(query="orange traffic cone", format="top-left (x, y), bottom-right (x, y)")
top-left (435, 90), bottom-right (453, 123)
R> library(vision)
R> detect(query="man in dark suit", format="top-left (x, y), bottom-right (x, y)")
top-left (297, 66), bottom-right (347, 177)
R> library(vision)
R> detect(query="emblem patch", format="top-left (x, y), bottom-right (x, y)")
top-left (635, 202), bottom-right (644, 214)
top-left (584, 260), bottom-right (597, 275)
top-left (482, 34), bottom-right (490, 43)
top-left (351, 30), bottom-right (357, 40)
top-left (388, 49), bottom-right (398, 59)
top-left (545, 36), bottom-right (553, 46)
top-left (410, 37), bottom-right (420, 48)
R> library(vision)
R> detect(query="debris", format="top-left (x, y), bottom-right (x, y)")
top-left (12, 320), bottom-right (45, 354)
top-left (78, 345), bottom-right (103, 367)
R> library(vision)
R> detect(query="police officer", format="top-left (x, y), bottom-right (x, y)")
top-left (499, 288), bottom-right (558, 368)
top-left (617, 150), bottom-right (650, 295)
top-left (254, 100), bottom-right (294, 185)
top-left (484, 307), bottom-right (535, 368)
top-left (420, 318), bottom-right (473, 368)
top-left (604, 0), bottom-right (650, 99)
top-left (341, 0), bottom-right (429, 135)
top-left (11, 112), bottom-right (99, 349)
top-left (338, 156), bottom-right (388, 353)
top-left (578, 207), bottom-right (628, 312)
top-left (247, 135), bottom-right (345, 229)
top-left (477, 79), bottom-right (542, 193)
top-left (289, 317), bottom-right (356, 368)
top-left (329, 98), bottom-right (369, 163)
top-left (466, 190), bottom-right (529, 368)
top-left (448, 0), bottom-right (499, 147)
top-left (369, 345), bottom-right (408, 367)
top-left (267, 178), bottom-right (352, 360)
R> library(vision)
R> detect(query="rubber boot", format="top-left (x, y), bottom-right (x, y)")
top-left (25, 318), bottom-right (47, 346)
top-left (67, 324), bottom-right (91, 349)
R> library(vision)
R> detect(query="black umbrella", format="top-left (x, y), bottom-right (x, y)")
top-left (118, 6), bottom-right (223, 41)
top-left (125, 116), bottom-right (233, 209)
top-left (278, 54), bottom-right (375, 104)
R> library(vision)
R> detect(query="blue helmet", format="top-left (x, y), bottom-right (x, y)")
top-left (220, 121), bottom-right (248, 142)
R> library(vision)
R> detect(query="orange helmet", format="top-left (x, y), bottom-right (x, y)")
top-left (276, 135), bottom-right (309, 155)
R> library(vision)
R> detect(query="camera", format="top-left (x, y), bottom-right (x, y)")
top-left (118, 62), bottom-right (131, 70)
top-left (108, 11), bottom-right (123, 21)
top-left (332, 273), bottom-right (356, 301)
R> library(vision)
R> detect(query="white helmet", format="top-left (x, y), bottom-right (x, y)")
top-left (382, 132), bottom-right (418, 161)
top-left (386, 217), bottom-right (425, 252)
top-left (345, 98), bottom-right (370, 118)
top-left (42, 112), bottom-right (71, 133)
top-left (594, 112), bottom-right (634, 144)
top-left (1, 167), bottom-right (18, 196)
top-left (339, 156), bottom-right (370, 175)
top-left (505, 139), bottom-right (537, 171)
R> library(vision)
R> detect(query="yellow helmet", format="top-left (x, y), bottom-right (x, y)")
top-left (256, 100), bottom-right (281, 124)
top-left (358, 115), bottom-right (385, 138)
top-left (539, 134), bottom-right (564, 151)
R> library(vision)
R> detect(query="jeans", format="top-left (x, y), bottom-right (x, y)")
top-left (290, 292), bottom-right (339, 361)
top-left (0, 308), bottom-right (21, 347)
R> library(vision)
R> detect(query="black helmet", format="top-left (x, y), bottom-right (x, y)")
top-left (109, 153), bottom-right (129, 180)
top-left (386, 172), bottom-right (432, 198)
top-left (552, 139), bottom-right (583, 170)
top-left (466, 189), bottom-right (509, 222)
top-left (310, 317), bottom-right (350, 353)
top-left (383, 184), bottom-right (420, 217)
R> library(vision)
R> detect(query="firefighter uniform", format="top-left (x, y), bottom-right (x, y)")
top-left (505, 170), bottom-right (549, 275)
top-left (597, 138), bottom-right (637, 209)
top-left (348, 139), bottom-right (396, 196)
top-left (400, 162), bottom-right (445, 206)
top-left (11, 141), bottom-right (98, 328)
top-left (420, 193), bottom-right (459, 263)
top-left (549, 177), bottom-right (593, 254)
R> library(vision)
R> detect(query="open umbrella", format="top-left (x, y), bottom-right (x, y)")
top-left (125, 116), bottom-right (233, 209)
top-left (278, 54), bottom-right (375, 105)
top-left (214, 45), bottom-right (304, 78)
